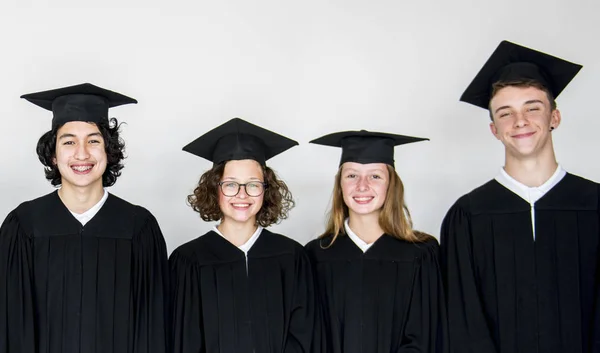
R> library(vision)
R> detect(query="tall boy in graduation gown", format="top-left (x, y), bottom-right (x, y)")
top-left (441, 41), bottom-right (600, 353)
top-left (0, 83), bottom-right (169, 353)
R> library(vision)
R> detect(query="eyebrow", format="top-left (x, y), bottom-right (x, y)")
top-left (58, 132), bottom-right (103, 140)
top-left (494, 99), bottom-right (545, 115)
top-left (221, 176), bottom-right (262, 181)
top-left (524, 99), bottom-right (544, 105)
top-left (494, 105), bottom-right (510, 115)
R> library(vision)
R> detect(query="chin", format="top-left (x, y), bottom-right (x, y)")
top-left (226, 213), bottom-right (258, 224)
top-left (349, 207), bottom-right (379, 216)
top-left (234, 217), bottom-right (254, 224)
top-left (63, 178), bottom-right (102, 189)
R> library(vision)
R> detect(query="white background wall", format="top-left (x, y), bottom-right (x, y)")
top-left (1, 0), bottom-right (598, 254)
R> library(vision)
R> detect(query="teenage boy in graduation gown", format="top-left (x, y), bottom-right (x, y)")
top-left (0, 83), bottom-right (169, 353)
top-left (441, 41), bottom-right (600, 353)
top-left (170, 118), bottom-right (318, 353)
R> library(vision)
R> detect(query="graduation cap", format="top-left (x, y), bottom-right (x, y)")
top-left (310, 130), bottom-right (428, 167)
top-left (182, 118), bottom-right (299, 166)
top-left (460, 40), bottom-right (582, 109)
top-left (21, 83), bottom-right (138, 128)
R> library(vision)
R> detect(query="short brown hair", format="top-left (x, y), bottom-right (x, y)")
top-left (187, 162), bottom-right (295, 227)
top-left (488, 79), bottom-right (557, 120)
top-left (319, 165), bottom-right (432, 246)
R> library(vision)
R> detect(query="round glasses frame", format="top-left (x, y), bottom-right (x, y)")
top-left (218, 181), bottom-right (268, 197)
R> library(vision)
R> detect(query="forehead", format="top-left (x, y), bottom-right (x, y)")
top-left (57, 121), bottom-right (101, 136)
top-left (222, 159), bottom-right (264, 178)
top-left (341, 162), bottom-right (388, 173)
top-left (490, 85), bottom-right (550, 110)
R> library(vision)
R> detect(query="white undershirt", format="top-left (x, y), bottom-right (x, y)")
top-left (494, 165), bottom-right (566, 239)
top-left (69, 189), bottom-right (109, 226)
top-left (213, 225), bottom-right (263, 257)
top-left (344, 218), bottom-right (375, 253)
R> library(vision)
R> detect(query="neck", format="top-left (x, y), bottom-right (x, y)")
top-left (348, 212), bottom-right (384, 244)
top-left (504, 148), bottom-right (558, 187)
top-left (58, 183), bottom-right (105, 214)
top-left (217, 219), bottom-right (258, 247)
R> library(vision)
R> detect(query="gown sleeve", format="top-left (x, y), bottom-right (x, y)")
top-left (169, 249), bottom-right (204, 353)
top-left (131, 212), bottom-right (169, 353)
top-left (284, 249), bottom-right (318, 353)
top-left (594, 254), bottom-right (600, 353)
top-left (0, 212), bottom-right (36, 353)
top-left (593, 195), bottom-right (600, 353)
top-left (304, 241), bottom-right (327, 353)
top-left (440, 202), bottom-right (497, 353)
top-left (398, 239), bottom-right (448, 353)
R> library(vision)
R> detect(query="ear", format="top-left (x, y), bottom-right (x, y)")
top-left (489, 121), bottom-right (501, 140)
top-left (550, 109), bottom-right (562, 130)
top-left (52, 156), bottom-right (57, 165)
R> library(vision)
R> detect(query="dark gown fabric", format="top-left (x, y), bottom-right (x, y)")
top-left (0, 191), bottom-right (169, 353)
top-left (169, 229), bottom-right (318, 353)
top-left (305, 234), bottom-right (447, 353)
top-left (440, 173), bottom-right (600, 353)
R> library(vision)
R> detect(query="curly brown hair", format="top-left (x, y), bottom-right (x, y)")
top-left (187, 162), bottom-right (295, 227)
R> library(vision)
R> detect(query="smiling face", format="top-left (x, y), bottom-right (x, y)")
top-left (53, 121), bottom-right (107, 192)
top-left (218, 159), bottom-right (265, 227)
top-left (489, 85), bottom-right (561, 160)
top-left (340, 162), bottom-right (389, 219)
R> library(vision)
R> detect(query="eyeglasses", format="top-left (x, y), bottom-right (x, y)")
top-left (218, 181), bottom-right (268, 197)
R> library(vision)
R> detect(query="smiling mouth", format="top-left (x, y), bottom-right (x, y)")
top-left (353, 196), bottom-right (374, 204)
top-left (231, 203), bottom-right (251, 209)
top-left (512, 132), bottom-right (536, 138)
top-left (71, 165), bottom-right (94, 174)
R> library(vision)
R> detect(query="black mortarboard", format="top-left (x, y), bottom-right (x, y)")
top-left (182, 118), bottom-right (299, 166)
top-left (21, 83), bottom-right (137, 128)
top-left (309, 130), bottom-right (428, 167)
top-left (460, 40), bottom-right (582, 109)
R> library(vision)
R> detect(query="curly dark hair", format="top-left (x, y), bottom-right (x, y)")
top-left (187, 162), bottom-right (295, 227)
top-left (36, 118), bottom-right (126, 187)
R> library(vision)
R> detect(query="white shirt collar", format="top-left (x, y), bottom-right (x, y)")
top-left (70, 189), bottom-right (109, 226)
top-left (344, 218), bottom-right (374, 253)
top-left (213, 225), bottom-right (263, 256)
top-left (495, 165), bottom-right (566, 204)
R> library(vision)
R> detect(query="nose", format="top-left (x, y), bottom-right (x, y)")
top-left (74, 143), bottom-right (90, 160)
top-left (355, 176), bottom-right (369, 191)
top-left (514, 111), bottom-right (529, 128)
top-left (237, 185), bottom-right (249, 198)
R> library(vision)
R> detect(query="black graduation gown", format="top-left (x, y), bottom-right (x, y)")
top-left (440, 173), bottom-right (600, 353)
top-left (305, 234), bottom-right (447, 353)
top-left (0, 191), bottom-right (169, 353)
top-left (169, 229), bottom-right (317, 353)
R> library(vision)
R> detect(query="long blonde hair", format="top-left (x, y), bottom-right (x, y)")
top-left (320, 165), bottom-right (431, 246)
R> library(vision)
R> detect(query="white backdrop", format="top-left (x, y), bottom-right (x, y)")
top-left (1, 0), bottom-right (598, 254)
